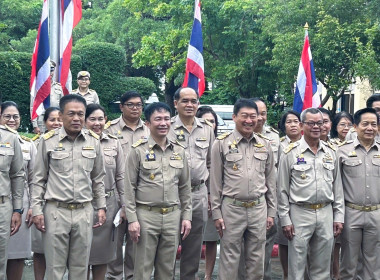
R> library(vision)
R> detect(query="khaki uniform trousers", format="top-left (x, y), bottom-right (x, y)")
top-left (0, 199), bottom-right (12, 280)
top-left (340, 207), bottom-right (380, 280)
top-left (180, 184), bottom-right (207, 279)
top-left (106, 220), bottom-right (134, 280)
top-left (43, 202), bottom-right (93, 280)
top-left (288, 204), bottom-right (333, 280)
top-left (133, 207), bottom-right (181, 280)
top-left (218, 199), bottom-right (267, 280)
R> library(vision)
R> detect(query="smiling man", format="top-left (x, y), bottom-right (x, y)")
top-left (210, 98), bottom-right (276, 279)
top-left (72, 71), bottom-right (99, 105)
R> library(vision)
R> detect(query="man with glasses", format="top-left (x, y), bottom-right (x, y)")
top-left (278, 108), bottom-right (344, 280)
top-left (168, 87), bottom-right (214, 279)
top-left (72, 71), bottom-right (99, 105)
top-left (105, 91), bottom-right (149, 280)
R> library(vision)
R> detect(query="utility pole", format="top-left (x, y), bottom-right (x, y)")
top-left (49, 0), bottom-right (60, 82)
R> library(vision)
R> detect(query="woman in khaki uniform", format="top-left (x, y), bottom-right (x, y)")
top-left (1, 101), bottom-right (36, 280)
top-left (85, 104), bottom-right (127, 280)
top-left (31, 106), bottom-right (62, 280)
top-left (331, 111), bottom-right (354, 146)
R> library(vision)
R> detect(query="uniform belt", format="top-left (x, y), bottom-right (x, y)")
top-left (0, 196), bottom-right (9, 204)
top-left (191, 181), bottom-right (205, 192)
top-left (223, 195), bottom-right (265, 208)
top-left (105, 189), bottom-right (115, 198)
top-left (345, 202), bottom-right (380, 212)
top-left (296, 203), bottom-right (329, 210)
top-left (136, 204), bottom-right (179, 214)
top-left (47, 200), bottom-right (89, 210)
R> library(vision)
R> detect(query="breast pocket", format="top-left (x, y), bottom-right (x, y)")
top-left (142, 161), bottom-right (161, 180)
top-left (254, 153), bottom-right (268, 172)
top-left (225, 153), bottom-right (243, 174)
top-left (342, 159), bottom-right (362, 178)
top-left (169, 160), bottom-right (184, 180)
top-left (82, 150), bottom-right (96, 172)
top-left (372, 159), bottom-right (380, 177)
top-left (0, 148), bottom-right (14, 171)
top-left (103, 150), bottom-right (117, 166)
top-left (322, 163), bottom-right (334, 182)
top-left (292, 164), bottom-right (312, 183)
top-left (51, 152), bottom-right (71, 172)
top-left (195, 141), bottom-right (209, 160)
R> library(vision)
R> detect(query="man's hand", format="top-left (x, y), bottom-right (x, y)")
top-left (25, 209), bottom-right (34, 228)
top-left (128, 221), bottom-right (140, 243)
top-left (283, 224), bottom-right (295, 241)
top-left (93, 209), bottom-right (106, 228)
top-left (181, 220), bottom-right (191, 240)
top-left (10, 212), bottom-right (22, 236)
top-left (119, 208), bottom-right (127, 225)
top-left (207, 195), bottom-right (212, 217)
top-left (33, 215), bottom-right (46, 232)
top-left (33, 127), bottom-right (41, 134)
top-left (333, 222), bottom-right (343, 237)
top-left (266, 217), bottom-right (274, 230)
top-left (214, 218), bottom-right (225, 238)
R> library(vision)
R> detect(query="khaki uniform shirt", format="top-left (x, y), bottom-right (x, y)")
top-left (124, 137), bottom-right (192, 223)
top-left (168, 116), bottom-right (214, 187)
top-left (105, 116), bottom-right (149, 157)
top-left (32, 127), bottom-right (106, 216)
top-left (278, 135), bottom-right (292, 163)
top-left (277, 137), bottom-right (344, 227)
top-left (0, 126), bottom-right (25, 209)
top-left (100, 132), bottom-right (125, 206)
top-left (336, 138), bottom-right (380, 205)
top-left (72, 88), bottom-right (99, 105)
top-left (19, 136), bottom-right (37, 209)
top-left (259, 126), bottom-right (280, 165)
top-left (210, 130), bottom-right (277, 220)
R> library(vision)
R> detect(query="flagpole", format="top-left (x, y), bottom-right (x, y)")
top-left (49, 0), bottom-right (60, 82)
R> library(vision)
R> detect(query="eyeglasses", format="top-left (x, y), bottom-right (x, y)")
top-left (2, 114), bottom-right (20, 121)
top-left (338, 123), bottom-right (353, 128)
top-left (123, 103), bottom-right (143, 109)
top-left (303, 121), bottom-right (323, 127)
top-left (78, 78), bottom-right (90, 81)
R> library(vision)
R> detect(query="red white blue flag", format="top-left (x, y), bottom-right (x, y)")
top-left (59, 0), bottom-right (82, 95)
top-left (293, 29), bottom-right (320, 113)
top-left (182, 0), bottom-right (205, 97)
top-left (30, 0), bottom-right (50, 121)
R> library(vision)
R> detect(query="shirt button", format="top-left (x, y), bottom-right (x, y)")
top-left (366, 186), bottom-right (370, 188)
top-left (367, 196), bottom-right (370, 199)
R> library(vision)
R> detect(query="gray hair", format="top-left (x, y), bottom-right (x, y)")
top-left (300, 108), bottom-right (323, 122)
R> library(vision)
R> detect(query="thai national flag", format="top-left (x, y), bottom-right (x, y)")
top-left (59, 0), bottom-right (82, 95)
top-left (30, 0), bottom-right (51, 121)
top-left (293, 29), bottom-right (320, 113)
top-left (182, 0), bottom-right (205, 97)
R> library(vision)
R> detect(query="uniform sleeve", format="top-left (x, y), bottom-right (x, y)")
top-left (114, 140), bottom-right (126, 206)
top-left (94, 92), bottom-right (100, 105)
top-left (277, 152), bottom-right (292, 227)
top-left (124, 148), bottom-right (140, 223)
top-left (265, 144), bottom-right (277, 218)
top-left (91, 140), bottom-right (106, 209)
top-left (27, 142), bottom-right (37, 209)
top-left (210, 140), bottom-right (224, 220)
top-left (178, 150), bottom-right (192, 221)
top-left (10, 135), bottom-right (25, 210)
top-left (205, 127), bottom-right (215, 192)
top-left (332, 149), bottom-right (345, 223)
top-left (31, 138), bottom-right (49, 216)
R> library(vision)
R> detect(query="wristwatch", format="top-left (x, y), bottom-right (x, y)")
top-left (13, 208), bottom-right (24, 214)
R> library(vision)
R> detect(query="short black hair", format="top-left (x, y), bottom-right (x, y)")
top-left (318, 107), bottom-right (332, 122)
top-left (173, 87), bottom-right (199, 101)
top-left (366, 94), bottom-right (380, 108)
top-left (59, 94), bottom-right (86, 112)
top-left (144, 102), bottom-right (171, 122)
top-left (300, 108), bottom-right (323, 122)
top-left (43, 107), bottom-right (60, 123)
top-left (330, 111), bottom-right (353, 138)
top-left (85, 104), bottom-right (106, 120)
top-left (353, 108), bottom-right (378, 125)
top-left (233, 98), bottom-right (258, 115)
top-left (120, 91), bottom-right (143, 105)
top-left (1, 101), bottom-right (19, 113)
top-left (196, 106), bottom-right (218, 136)
top-left (280, 110), bottom-right (300, 134)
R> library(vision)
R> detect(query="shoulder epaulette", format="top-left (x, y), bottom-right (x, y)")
top-left (280, 136), bottom-right (286, 142)
top-left (338, 140), bottom-right (353, 147)
top-left (108, 133), bottom-right (118, 140)
top-left (204, 119), bottom-right (213, 127)
top-left (257, 133), bottom-right (270, 141)
top-left (170, 116), bottom-right (177, 123)
top-left (172, 139), bottom-right (185, 148)
top-left (349, 127), bottom-right (356, 133)
top-left (31, 134), bottom-right (41, 141)
top-left (43, 130), bottom-right (56, 140)
top-left (104, 121), bottom-right (112, 129)
top-left (217, 131), bottom-right (232, 140)
top-left (324, 141), bottom-right (336, 151)
top-left (88, 130), bottom-right (100, 140)
top-left (284, 142), bottom-right (299, 154)
top-left (72, 88), bottom-right (79, 93)
top-left (132, 138), bottom-right (147, 148)
top-left (270, 127), bottom-right (279, 134)
top-left (20, 135), bottom-right (31, 142)
top-left (89, 89), bottom-right (96, 93)
top-left (4, 125), bottom-right (17, 134)
top-left (110, 118), bottom-right (120, 125)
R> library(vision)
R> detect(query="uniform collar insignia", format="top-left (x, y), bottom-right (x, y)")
top-left (54, 143), bottom-right (65, 151)
top-left (348, 151), bottom-right (357, 157)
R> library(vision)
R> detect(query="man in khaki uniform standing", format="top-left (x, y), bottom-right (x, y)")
top-left (278, 108), bottom-right (344, 280)
top-left (72, 71), bottom-right (99, 105)
top-left (0, 125), bottom-right (24, 280)
top-left (125, 102), bottom-right (192, 279)
top-left (105, 91), bottom-right (149, 280)
top-left (32, 94), bottom-right (106, 279)
top-left (168, 87), bottom-right (214, 279)
top-left (211, 98), bottom-right (276, 280)
top-left (337, 108), bottom-right (380, 279)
